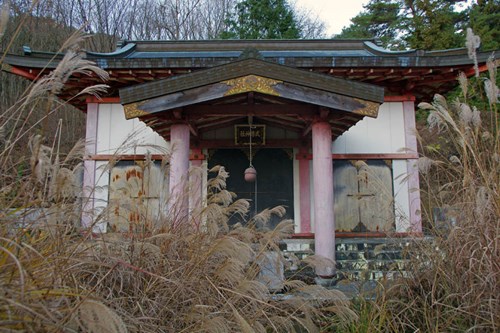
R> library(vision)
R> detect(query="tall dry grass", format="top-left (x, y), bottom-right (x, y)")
top-left (382, 30), bottom-right (499, 332)
top-left (0, 29), bottom-right (356, 332)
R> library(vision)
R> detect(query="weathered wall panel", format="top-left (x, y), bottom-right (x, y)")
top-left (333, 160), bottom-right (394, 232)
top-left (108, 161), bottom-right (168, 232)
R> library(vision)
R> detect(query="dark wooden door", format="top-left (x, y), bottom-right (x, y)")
top-left (208, 148), bottom-right (294, 229)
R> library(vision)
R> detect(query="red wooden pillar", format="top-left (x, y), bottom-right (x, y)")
top-left (169, 123), bottom-right (190, 223)
top-left (312, 121), bottom-right (335, 277)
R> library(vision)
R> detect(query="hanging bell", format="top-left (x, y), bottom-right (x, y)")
top-left (244, 166), bottom-right (257, 182)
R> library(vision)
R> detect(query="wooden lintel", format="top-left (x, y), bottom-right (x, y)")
top-left (384, 95), bottom-right (416, 102)
top-left (86, 96), bottom-right (121, 103)
top-left (197, 119), bottom-right (245, 133)
top-left (197, 138), bottom-right (301, 149)
top-left (197, 116), bottom-right (244, 130)
top-left (257, 118), bottom-right (303, 132)
top-left (294, 153), bottom-right (419, 160)
top-left (185, 104), bottom-right (315, 118)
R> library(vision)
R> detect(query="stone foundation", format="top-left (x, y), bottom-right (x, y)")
top-left (282, 237), bottom-right (418, 281)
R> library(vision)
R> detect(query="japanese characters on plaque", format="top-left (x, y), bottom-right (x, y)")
top-left (235, 125), bottom-right (266, 145)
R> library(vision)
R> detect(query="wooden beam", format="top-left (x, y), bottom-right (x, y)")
top-left (294, 153), bottom-right (420, 160)
top-left (257, 118), bottom-right (303, 132)
top-left (185, 103), bottom-right (315, 118)
top-left (197, 116), bottom-right (244, 129)
top-left (274, 82), bottom-right (379, 117)
top-left (197, 118), bottom-right (246, 133)
top-left (198, 138), bottom-right (301, 149)
top-left (127, 76), bottom-right (379, 118)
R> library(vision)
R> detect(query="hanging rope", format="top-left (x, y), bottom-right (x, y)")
top-left (249, 118), bottom-right (253, 167)
top-left (244, 120), bottom-right (257, 183)
top-left (244, 117), bottom-right (257, 214)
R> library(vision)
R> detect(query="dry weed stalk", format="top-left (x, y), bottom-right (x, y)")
top-left (75, 166), bottom-right (356, 332)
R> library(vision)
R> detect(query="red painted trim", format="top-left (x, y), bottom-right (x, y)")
top-left (296, 153), bottom-right (419, 160)
top-left (464, 64), bottom-right (489, 77)
top-left (10, 66), bottom-right (38, 80)
top-left (87, 154), bottom-right (166, 161)
top-left (290, 232), bottom-right (424, 239)
top-left (189, 148), bottom-right (205, 160)
top-left (85, 153), bottom-right (206, 161)
top-left (85, 97), bottom-right (121, 103)
top-left (384, 95), bottom-right (416, 102)
top-left (298, 150), bottom-right (311, 233)
top-left (295, 152), bottom-right (311, 160)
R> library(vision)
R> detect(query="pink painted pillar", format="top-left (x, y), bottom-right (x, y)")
top-left (312, 121), bottom-right (336, 277)
top-left (82, 103), bottom-right (98, 229)
top-left (403, 99), bottom-right (422, 233)
top-left (169, 124), bottom-right (190, 223)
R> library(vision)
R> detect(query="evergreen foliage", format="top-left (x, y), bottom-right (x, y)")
top-left (220, 0), bottom-right (300, 39)
top-left (468, 0), bottom-right (500, 50)
top-left (337, 0), bottom-right (499, 51)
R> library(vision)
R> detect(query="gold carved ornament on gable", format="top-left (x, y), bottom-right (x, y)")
top-left (223, 75), bottom-right (282, 96)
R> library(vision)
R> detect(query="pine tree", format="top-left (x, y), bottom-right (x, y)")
top-left (221, 0), bottom-right (300, 39)
top-left (337, 0), bottom-right (468, 50)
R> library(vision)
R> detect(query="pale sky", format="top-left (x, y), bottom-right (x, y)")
top-left (293, 0), bottom-right (474, 37)
top-left (293, 0), bottom-right (369, 36)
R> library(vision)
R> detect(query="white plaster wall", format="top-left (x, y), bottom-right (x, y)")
top-left (332, 102), bottom-right (406, 154)
top-left (96, 103), bottom-right (169, 155)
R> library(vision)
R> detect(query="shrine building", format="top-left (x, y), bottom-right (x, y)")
top-left (2, 39), bottom-right (493, 276)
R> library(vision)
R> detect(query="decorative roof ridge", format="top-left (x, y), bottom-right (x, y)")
top-left (108, 38), bottom-right (377, 52)
top-left (86, 43), bottom-right (136, 58)
top-left (363, 41), bottom-right (417, 56)
top-left (363, 41), bottom-right (476, 57)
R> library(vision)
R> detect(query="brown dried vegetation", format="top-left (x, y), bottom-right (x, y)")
top-left (0, 33), bottom-right (355, 332)
top-left (382, 31), bottom-right (499, 332)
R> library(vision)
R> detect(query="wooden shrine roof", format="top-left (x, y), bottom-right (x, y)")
top-left (1, 38), bottom-right (496, 111)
